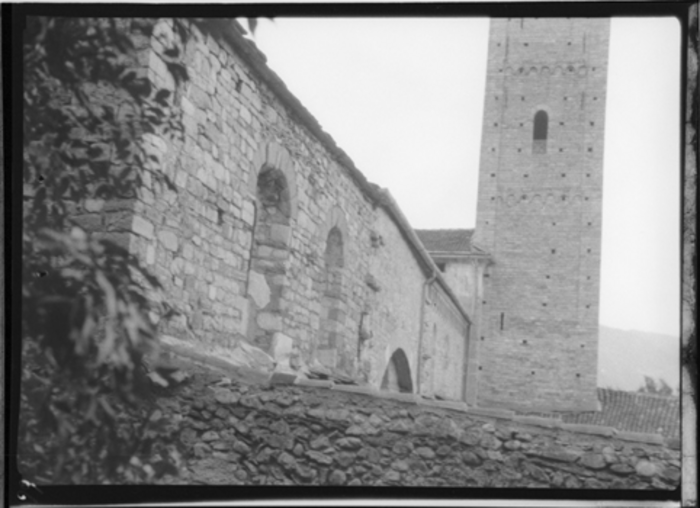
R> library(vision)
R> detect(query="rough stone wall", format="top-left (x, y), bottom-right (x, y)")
top-left (441, 260), bottom-right (484, 318)
top-left (422, 285), bottom-right (469, 401)
top-left (157, 367), bottom-right (681, 489)
top-left (473, 18), bottom-right (610, 411)
top-left (119, 19), bottom-right (471, 395)
top-left (361, 209), bottom-right (424, 390)
top-left (436, 258), bottom-right (489, 404)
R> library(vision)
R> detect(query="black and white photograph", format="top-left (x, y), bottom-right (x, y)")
top-left (9, 3), bottom-right (695, 505)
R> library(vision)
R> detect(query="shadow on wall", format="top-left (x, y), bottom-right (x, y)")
top-left (381, 348), bottom-right (413, 393)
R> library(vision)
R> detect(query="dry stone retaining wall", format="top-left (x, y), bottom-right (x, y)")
top-left (158, 367), bottom-right (681, 489)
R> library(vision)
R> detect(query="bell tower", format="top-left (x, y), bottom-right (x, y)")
top-left (473, 18), bottom-right (610, 411)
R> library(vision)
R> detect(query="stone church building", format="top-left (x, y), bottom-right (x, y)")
top-left (80, 17), bottom-right (609, 412)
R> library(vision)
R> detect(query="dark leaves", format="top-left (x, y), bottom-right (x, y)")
top-left (22, 16), bottom-right (190, 484)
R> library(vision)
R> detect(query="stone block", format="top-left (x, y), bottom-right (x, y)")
top-left (71, 214), bottom-right (102, 232)
top-left (294, 378), bottom-right (334, 389)
top-left (257, 311), bottom-right (282, 331)
top-left (132, 215), bottom-right (155, 239)
top-left (467, 407), bottom-right (516, 420)
top-left (615, 431), bottom-right (665, 445)
top-left (158, 230), bottom-right (179, 251)
top-left (270, 332), bottom-right (294, 365)
top-left (331, 384), bottom-right (376, 397)
top-left (247, 271), bottom-right (270, 309)
top-left (316, 348), bottom-right (337, 368)
top-left (269, 224), bottom-right (291, 245)
top-left (268, 370), bottom-right (298, 386)
top-left (417, 397), bottom-right (468, 413)
top-left (84, 198), bottom-right (105, 212)
top-left (559, 422), bottom-right (615, 437)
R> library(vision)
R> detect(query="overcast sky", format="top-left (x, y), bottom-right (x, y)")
top-left (251, 17), bottom-right (681, 338)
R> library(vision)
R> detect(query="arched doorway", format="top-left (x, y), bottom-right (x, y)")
top-left (381, 348), bottom-right (413, 393)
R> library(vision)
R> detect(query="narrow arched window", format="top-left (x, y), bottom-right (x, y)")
top-left (533, 110), bottom-right (548, 154)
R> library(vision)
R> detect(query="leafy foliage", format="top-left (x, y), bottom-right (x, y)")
top-left (20, 17), bottom-right (189, 483)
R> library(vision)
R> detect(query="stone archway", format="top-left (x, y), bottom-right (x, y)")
top-left (381, 348), bottom-right (413, 393)
top-left (246, 142), bottom-right (298, 352)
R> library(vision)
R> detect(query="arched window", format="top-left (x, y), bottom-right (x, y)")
top-left (533, 110), bottom-right (548, 154)
top-left (317, 225), bottom-right (346, 370)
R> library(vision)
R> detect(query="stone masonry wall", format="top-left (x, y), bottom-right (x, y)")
top-left (361, 209), bottom-right (424, 390)
top-left (423, 284), bottom-right (469, 401)
top-left (121, 19), bottom-right (472, 396)
top-left (473, 18), bottom-right (610, 411)
top-left (155, 365), bottom-right (681, 490)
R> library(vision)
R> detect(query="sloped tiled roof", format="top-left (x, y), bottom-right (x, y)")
top-left (414, 229), bottom-right (475, 254)
top-left (562, 388), bottom-right (680, 439)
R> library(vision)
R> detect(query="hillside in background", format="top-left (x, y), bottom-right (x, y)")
top-left (597, 325), bottom-right (680, 393)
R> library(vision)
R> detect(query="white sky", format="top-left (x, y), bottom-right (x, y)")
top-left (252, 17), bottom-right (681, 338)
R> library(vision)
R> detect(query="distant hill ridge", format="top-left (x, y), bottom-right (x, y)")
top-left (597, 325), bottom-right (680, 393)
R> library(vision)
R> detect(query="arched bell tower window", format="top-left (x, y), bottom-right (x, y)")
top-left (533, 110), bottom-right (548, 154)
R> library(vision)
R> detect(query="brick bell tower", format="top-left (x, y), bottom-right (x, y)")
top-left (472, 18), bottom-right (610, 412)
